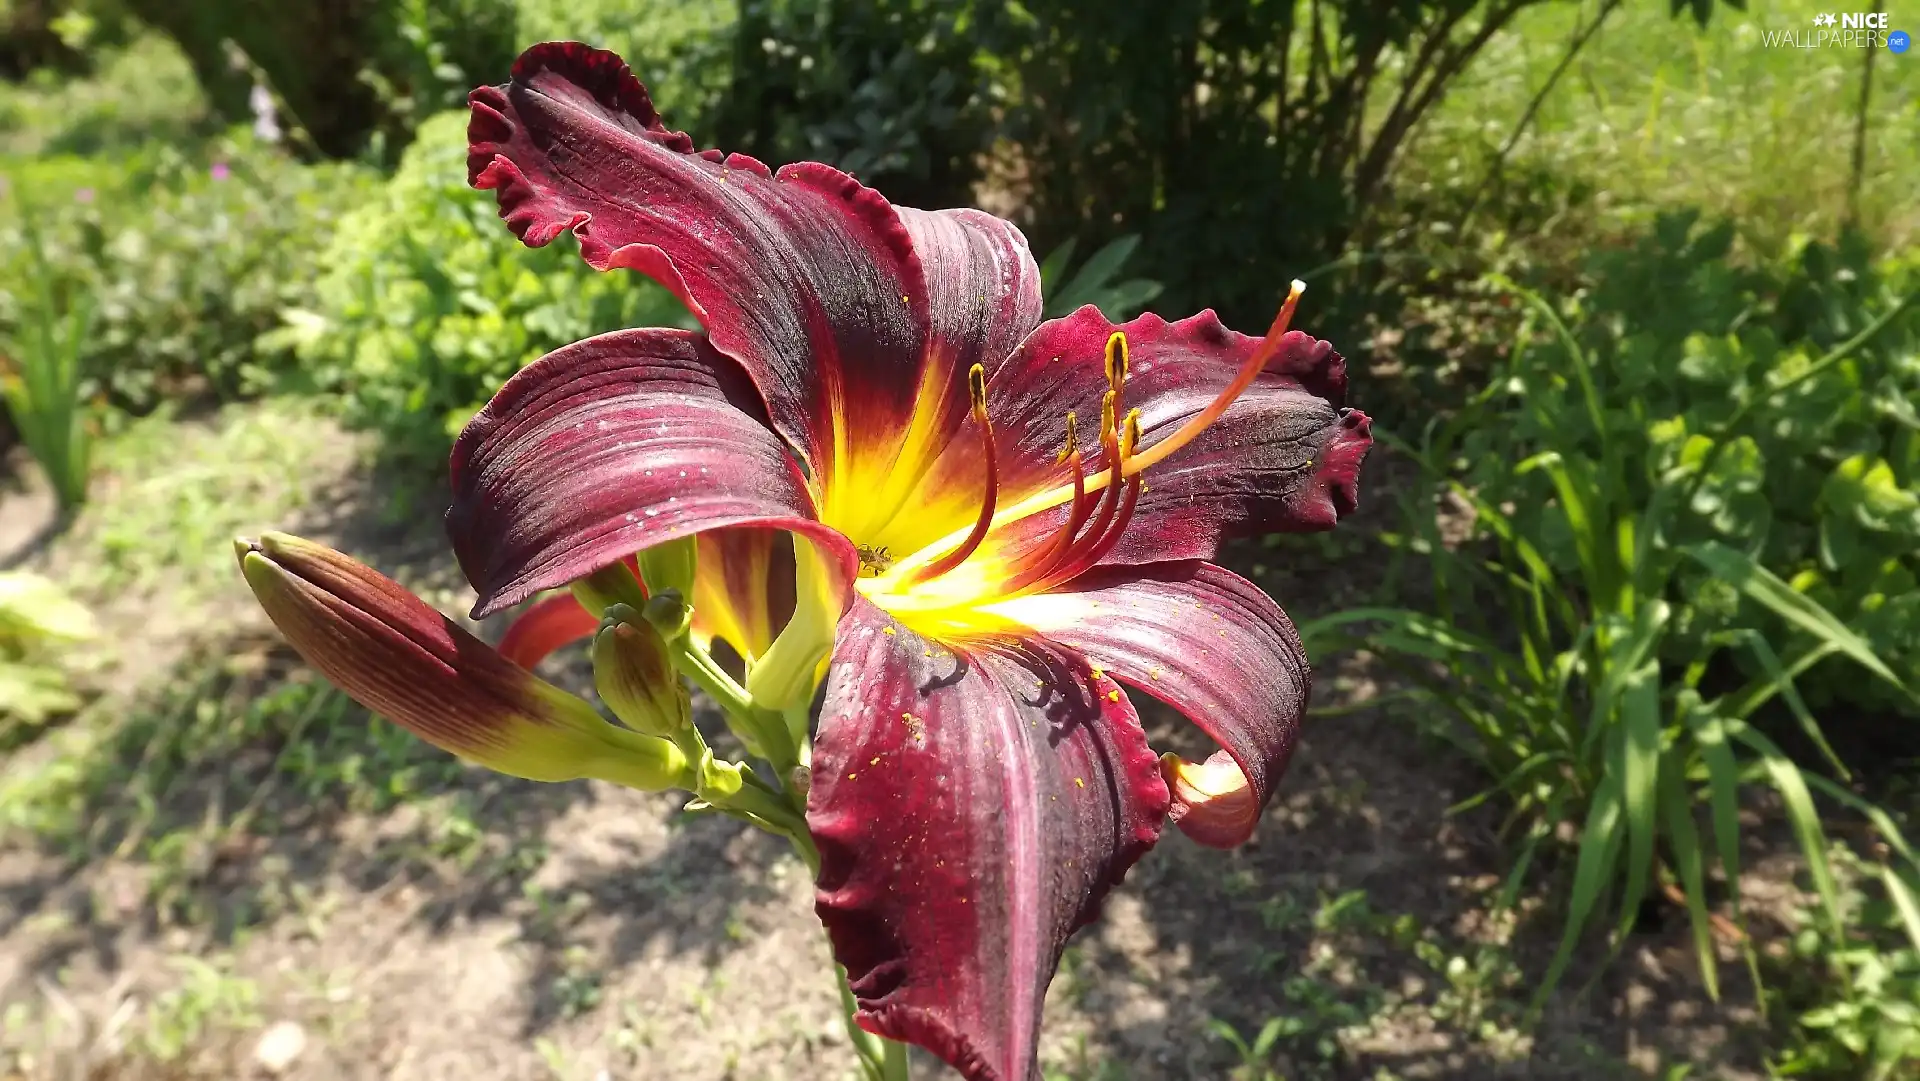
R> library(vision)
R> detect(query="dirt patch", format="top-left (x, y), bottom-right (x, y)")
top-left (0, 404), bottom-right (1786, 1081)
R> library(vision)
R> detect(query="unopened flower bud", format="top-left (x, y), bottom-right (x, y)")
top-left (590, 618), bottom-right (691, 738)
top-left (641, 589), bottom-right (692, 638)
top-left (238, 532), bottom-right (691, 792)
top-left (1160, 750), bottom-right (1258, 848)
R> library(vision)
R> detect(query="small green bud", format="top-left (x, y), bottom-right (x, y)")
top-left (591, 618), bottom-right (692, 739)
top-left (637, 536), bottom-right (698, 603)
top-left (642, 588), bottom-right (692, 638)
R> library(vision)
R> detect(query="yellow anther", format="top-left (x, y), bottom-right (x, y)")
top-left (967, 363), bottom-right (988, 420)
top-left (1055, 411), bottom-right (1079, 464)
top-left (1098, 391), bottom-right (1117, 446)
top-left (1122, 408), bottom-right (1142, 457)
top-left (1104, 332), bottom-right (1129, 391)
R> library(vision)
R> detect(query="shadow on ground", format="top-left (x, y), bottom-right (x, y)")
top-left (0, 418), bottom-right (1775, 1081)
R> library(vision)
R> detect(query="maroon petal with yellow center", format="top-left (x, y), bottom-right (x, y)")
top-left (446, 326), bottom-right (855, 617)
top-left (690, 526), bottom-right (797, 664)
top-left (468, 42), bottom-right (942, 486)
top-left (823, 208), bottom-right (1044, 539)
top-left (981, 561), bottom-right (1309, 848)
top-left (810, 598), bottom-right (1168, 1081)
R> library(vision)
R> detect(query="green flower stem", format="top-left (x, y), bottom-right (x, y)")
top-left (880, 1035), bottom-right (910, 1080)
top-left (837, 970), bottom-right (887, 1079)
top-left (659, 620), bottom-right (905, 1078)
top-left (718, 767), bottom-right (818, 867)
top-left (664, 634), bottom-right (799, 773)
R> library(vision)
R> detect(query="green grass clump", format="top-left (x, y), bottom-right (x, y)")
top-left (1415, 0), bottom-right (1919, 253)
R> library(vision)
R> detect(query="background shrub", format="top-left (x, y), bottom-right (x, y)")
top-left (0, 132), bottom-right (379, 415)
top-left (269, 110), bottom-right (694, 472)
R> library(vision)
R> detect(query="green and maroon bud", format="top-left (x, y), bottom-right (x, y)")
top-left (237, 532), bottom-right (692, 791)
top-left (590, 615), bottom-right (691, 739)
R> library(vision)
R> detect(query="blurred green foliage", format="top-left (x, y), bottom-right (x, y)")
top-left (0, 191), bottom-right (92, 510)
top-left (122, 0), bottom-right (517, 161)
top-left (0, 571), bottom-right (94, 734)
top-left (1452, 218), bottom-right (1920, 717)
top-left (0, 133), bottom-right (378, 415)
top-left (1773, 843), bottom-right (1920, 1079)
top-left (711, 0), bottom-right (986, 210)
top-left (267, 111), bottom-right (693, 471)
top-left (0, 33), bottom-right (210, 156)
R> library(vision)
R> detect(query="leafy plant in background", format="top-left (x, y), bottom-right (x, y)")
top-left (0, 135), bottom-right (377, 416)
top-left (0, 571), bottom-right (95, 735)
top-left (267, 110), bottom-right (693, 472)
top-left (120, 0), bottom-right (516, 161)
top-left (1038, 234), bottom-right (1164, 321)
top-left (976, 0), bottom-right (1748, 329)
top-left (0, 193), bottom-right (92, 510)
top-left (1771, 843), bottom-right (1920, 1080)
top-left (710, 0), bottom-right (988, 211)
top-left (1305, 213), bottom-right (1920, 1004)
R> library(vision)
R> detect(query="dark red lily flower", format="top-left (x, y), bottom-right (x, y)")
top-left (459, 43), bottom-right (1370, 1081)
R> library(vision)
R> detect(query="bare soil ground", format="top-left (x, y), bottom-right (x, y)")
top-left (0, 401), bottom-right (1793, 1081)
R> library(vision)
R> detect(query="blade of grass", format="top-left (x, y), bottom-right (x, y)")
top-left (1682, 700), bottom-right (1745, 912)
top-left (1534, 771), bottom-right (1624, 1010)
top-left (1615, 660), bottom-right (1663, 939)
top-left (1880, 866), bottom-right (1920, 956)
top-left (1728, 725), bottom-right (1844, 944)
top-left (1723, 630), bottom-right (1849, 779)
top-left (1660, 751), bottom-right (1721, 1000)
top-left (1799, 772), bottom-right (1917, 867)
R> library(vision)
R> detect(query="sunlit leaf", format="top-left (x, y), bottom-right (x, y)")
top-left (1686, 541), bottom-right (1911, 698)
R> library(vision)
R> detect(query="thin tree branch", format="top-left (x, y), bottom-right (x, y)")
top-left (1462, 0), bottom-right (1624, 226)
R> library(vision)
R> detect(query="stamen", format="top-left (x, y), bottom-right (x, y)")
top-left (1016, 407), bottom-right (1143, 593)
top-left (1104, 332), bottom-right (1129, 391)
top-left (1048, 472), bottom-right (1141, 586)
top-left (1055, 411), bottom-right (1079, 465)
top-left (994, 448), bottom-right (1090, 596)
top-left (1098, 390), bottom-right (1116, 447)
top-left (1042, 404), bottom-right (1127, 576)
top-left (902, 365), bottom-right (997, 585)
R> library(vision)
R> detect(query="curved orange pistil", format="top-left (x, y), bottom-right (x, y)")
top-left (1000, 427), bottom-right (1089, 593)
top-left (901, 364), bottom-right (997, 586)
